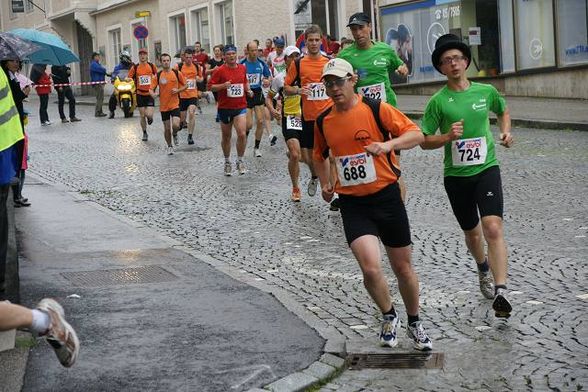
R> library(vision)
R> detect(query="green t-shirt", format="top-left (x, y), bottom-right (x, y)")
top-left (338, 41), bottom-right (404, 107)
top-left (421, 82), bottom-right (507, 177)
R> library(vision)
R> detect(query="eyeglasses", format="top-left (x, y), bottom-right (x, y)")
top-left (440, 55), bottom-right (467, 65)
top-left (324, 76), bottom-right (351, 89)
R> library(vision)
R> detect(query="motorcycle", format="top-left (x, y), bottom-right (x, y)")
top-left (113, 76), bottom-right (137, 118)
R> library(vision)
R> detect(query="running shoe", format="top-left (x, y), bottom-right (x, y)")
top-left (61, 118), bottom-right (69, 123)
top-left (70, 117), bottom-right (81, 122)
top-left (147, 117), bottom-right (153, 125)
top-left (237, 161), bottom-right (246, 175)
top-left (224, 162), bottom-right (232, 176)
top-left (188, 134), bottom-right (194, 145)
top-left (406, 321), bottom-right (433, 351)
top-left (380, 313), bottom-right (399, 348)
top-left (45, 120), bottom-right (52, 125)
top-left (167, 146), bottom-right (174, 155)
top-left (36, 299), bottom-right (80, 368)
top-left (307, 177), bottom-right (318, 197)
top-left (254, 148), bottom-right (262, 157)
top-left (329, 197), bottom-right (340, 211)
top-left (291, 187), bottom-right (301, 202)
top-left (270, 135), bottom-right (278, 146)
top-left (492, 288), bottom-right (512, 318)
top-left (478, 269), bottom-right (495, 299)
top-left (173, 134), bottom-right (179, 146)
top-left (142, 131), bottom-right (148, 141)
top-left (41, 121), bottom-right (49, 126)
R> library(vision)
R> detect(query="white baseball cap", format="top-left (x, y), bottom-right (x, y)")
top-left (284, 46), bottom-right (301, 57)
top-left (321, 58), bottom-right (354, 79)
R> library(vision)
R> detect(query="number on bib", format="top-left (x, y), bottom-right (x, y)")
top-left (286, 115), bottom-right (302, 130)
top-left (451, 136), bottom-right (488, 166)
top-left (139, 75), bottom-right (151, 86)
top-left (359, 83), bottom-right (386, 102)
top-left (186, 79), bottom-right (196, 90)
top-left (227, 83), bottom-right (244, 98)
top-left (247, 73), bottom-right (260, 86)
top-left (335, 152), bottom-right (377, 187)
top-left (307, 83), bottom-right (328, 100)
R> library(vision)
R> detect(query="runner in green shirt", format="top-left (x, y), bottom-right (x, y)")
top-left (420, 34), bottom-right (514, 319)
top-left (338, 12), bottom-right (409, 202)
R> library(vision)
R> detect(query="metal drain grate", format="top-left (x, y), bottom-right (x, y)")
top-left (347, 352), bottom-right (444, 370)
top-left (61, 265), bottom-right (178, 287)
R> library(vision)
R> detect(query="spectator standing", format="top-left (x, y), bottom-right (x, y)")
top-left (90, 52), bottom-right (108, 117)
top-left (30, 64), bottom-right (52, 125)
top-left (51, 64), bottom-right (81, 123)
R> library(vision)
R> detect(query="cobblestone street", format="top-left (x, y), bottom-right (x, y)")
top-left (25, 101), bottom-right (587, 391)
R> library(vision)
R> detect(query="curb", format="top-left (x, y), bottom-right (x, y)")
top-left (404, 111), bottom-right (588, 131)
top-left (26, 173), bottom-right (349, 392)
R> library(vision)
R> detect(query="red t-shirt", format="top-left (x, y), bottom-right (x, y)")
top-left (194, 52), bottom-right (209, 67)
top-left (209, 64), bottom-right (248, 110)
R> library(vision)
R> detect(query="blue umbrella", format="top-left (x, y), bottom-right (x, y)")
top-left (9, 28), bottom-right (79, 65)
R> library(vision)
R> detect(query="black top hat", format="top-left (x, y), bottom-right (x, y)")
top-left (347, 12), bottom-right (370, 27)
top-left (431, 33), bottom-right (471, 74)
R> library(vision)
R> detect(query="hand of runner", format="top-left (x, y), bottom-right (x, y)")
top-left (500, 131), bottom-right (513, 148)
top-left (272, 108), bottom-right (281, 121)
top-left (321, 184), bottom-right (334, 203)
top-left (299, 85), bottom-right (311, 96)
top-left (396, 64), bottom-right (409, 76)
top-left (223, 81), bottom-right (231, 90)
top-left (171, 87), bottom-right (179, 94)
top-left (364, 141), bottom-right (391, 156)
top-left (447, 119), bottom-right (464, 141)
top-left (247, 89), bottom-right (254, 97)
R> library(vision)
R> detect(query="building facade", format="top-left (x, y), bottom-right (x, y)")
top-left (379, 0), bottom-right (588, 99)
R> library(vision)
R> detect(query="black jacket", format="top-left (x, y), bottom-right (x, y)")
top-left (51, 65), bottom-right (71, 85)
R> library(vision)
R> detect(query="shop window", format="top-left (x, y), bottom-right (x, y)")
top-left (217, 1), bottom-right (234, 45)
top-left (515, 0), bottom-right (555, 70)
top-left (109, 28), bottom-right (122, 68)
top-left (169, 13), bottom-right (187, 55)
top-left (498, 0), bottom-right (515, 73)
top-left (191, 7), bottom-right (210, 53)
top-left (556, 0), bottom-right (588, 66)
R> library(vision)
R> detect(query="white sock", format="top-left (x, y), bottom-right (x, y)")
top-left (225, 157), bottom-right (231, 164)
top-left (30, 309), bottom-right (51, 335)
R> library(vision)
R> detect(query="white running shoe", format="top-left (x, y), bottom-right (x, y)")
top-left (167, 146), bottom-right (174, 155)
top-left (307, 177), bottom-right (319, 197)
top-left (237, 161), bottom-right (246, 175)
top-left (36, 299), bottom-right (80, 367)
top-left (406, 321), bottom-right (433, 351)
top-left (254, 148), bottom-right (262, 157)
top-left (478, 270), bottom-right (495, 299)
top-left (379, 313), bottom-right (399, 348)
top-left (173, 134), bottom-right (179, 146)
top-left (224, 162), bottom-right (232, 176)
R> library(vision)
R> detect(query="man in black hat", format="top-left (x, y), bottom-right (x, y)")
top-left (420, 34), bottom-right (514, 318)
top-left (338, 11), bottom-right (410, 202)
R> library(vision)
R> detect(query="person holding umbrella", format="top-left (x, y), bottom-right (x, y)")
top-left (51, 64), bottom-right (81, 123)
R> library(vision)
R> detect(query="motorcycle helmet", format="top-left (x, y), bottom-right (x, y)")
top-left (119, 50), bottom-right (132, 65)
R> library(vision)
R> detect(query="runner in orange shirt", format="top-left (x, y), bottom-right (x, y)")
top-left (149, 53), bottom-right (186, 155)
top-left (128, 48), bottom-right (158, 141)
top-left (284, 24), bottom-right (332, 198)
top-left (177, 48), bottom-right (204, 145)
top-left (313, 58), bottom-right (432, 351)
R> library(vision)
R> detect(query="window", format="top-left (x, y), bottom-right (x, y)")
top-left (169, 13), bottom-right (187, 55)
top-left (498, 0), bottom-right (515, 73)
top-left (131, 21), bottom-right (148, 60)
top-left (109, 28), bottom-right (122, 68)
top-left (191, 7), bottom-right (210, 53)
top-left (556, 0), bottom-right (588, 66)
top-left (217, 1), bottom-right (234, 45)
top-left (515, 0), bottom-right (555, 70)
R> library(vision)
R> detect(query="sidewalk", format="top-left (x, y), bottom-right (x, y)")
top-left (1, 175), bottom-right (345, 392)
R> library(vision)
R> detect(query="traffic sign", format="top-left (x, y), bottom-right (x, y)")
top-left (133, 25), bottom-right (149, 40)
top-left (135, 11), bottom-right (151, 18)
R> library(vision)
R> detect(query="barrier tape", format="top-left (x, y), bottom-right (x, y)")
top-left (32, 80), bottom-right (109, 88)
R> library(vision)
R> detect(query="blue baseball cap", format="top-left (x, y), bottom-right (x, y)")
top-left (274, 38), bottom-right (285, 47)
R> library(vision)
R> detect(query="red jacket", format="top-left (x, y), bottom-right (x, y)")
top-left (35, 73), bottom-right (52, 95)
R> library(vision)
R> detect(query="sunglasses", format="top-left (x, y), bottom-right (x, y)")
top-left (324, 76), bottom-right (351, 88)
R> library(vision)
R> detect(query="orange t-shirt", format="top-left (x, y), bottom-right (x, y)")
top-left (284, 55), bottom-right (332, 121)
top-left (128, 63), bottom-right (157, 96)
top-left (154, 69), bottom-right (186, 112)
top-left (313, 95), bottom-right (420, 196)
top-left (176, 63), bottom-right (202, 99)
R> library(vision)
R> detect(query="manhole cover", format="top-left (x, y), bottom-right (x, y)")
top-left (61, 265), bottom-right (178, 287)
top-left (347, 352), bottom-right (444, 370)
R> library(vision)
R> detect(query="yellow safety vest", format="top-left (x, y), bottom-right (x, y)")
top-left (0, 67), bottom-right (24, 152)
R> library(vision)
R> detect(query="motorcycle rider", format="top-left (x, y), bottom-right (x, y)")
top-left (108, 51), bottom-right (134, 119)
